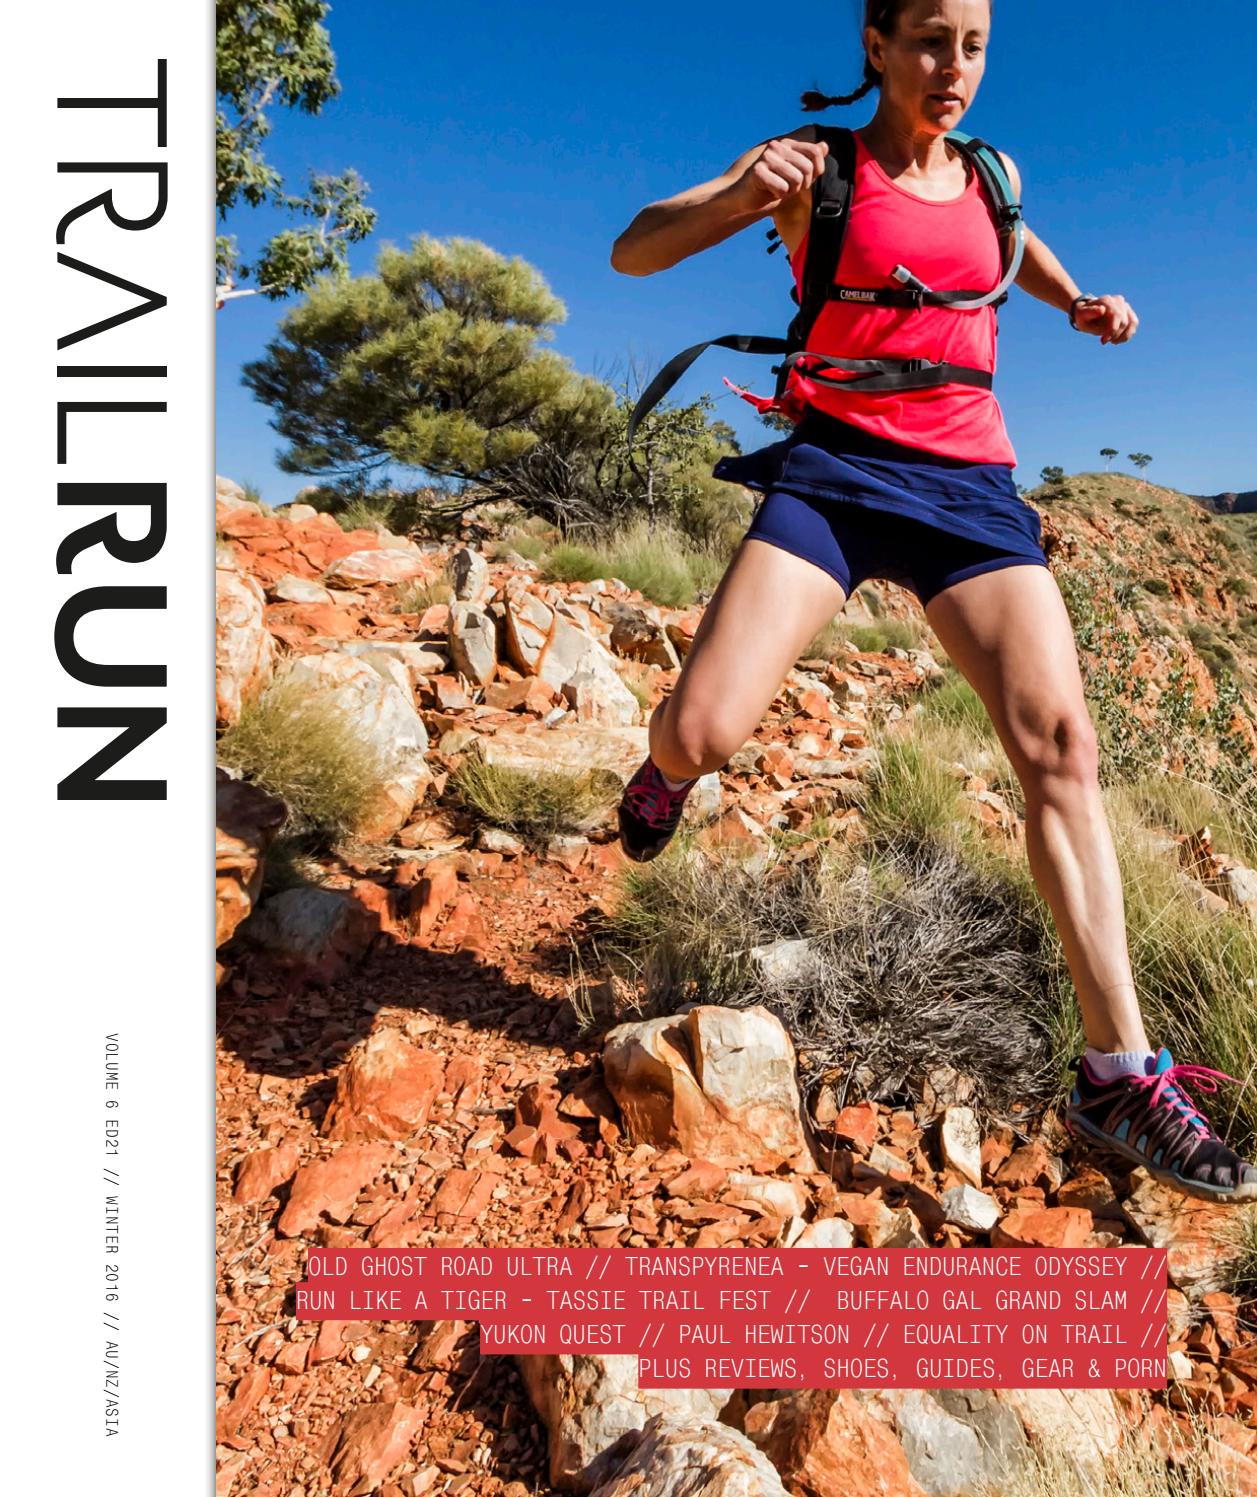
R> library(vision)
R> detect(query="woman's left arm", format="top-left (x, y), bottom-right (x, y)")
top-left (997, 152), bottom-right (1139, 345)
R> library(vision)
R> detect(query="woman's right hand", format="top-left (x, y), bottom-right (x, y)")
top-left (610, 129), bottom-right (829, 275)
top-left (726, 136), bottom-right (830, 214)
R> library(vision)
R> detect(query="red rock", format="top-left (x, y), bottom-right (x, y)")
top-left (992, 1205), bottom-right (1093, 1249)
top-left (557, 1073), bottom-right (618, 1122)
top-left (1203, 1292), bottom-right (1241, 1346)
top-left (995, 1142), bottom-right (1053, 1190)
top-left (279, 601), bottom-right (361, 639)
top-left (218, 508), bottom-right (273, 539)
top-left (745, 1388), bottom-right (926, 1496)
top-left (272, 1340), bottom-right (309, 1375)
top-left (980, 1132), bottom-right (1013, 1178)
top-left (516, 1079), bottom-right (580, 1145)
top-left (419, 603), bottom-right (450, 635)
top-left (503, 1124), bottom-right (542, 1157)
top-left (277, 1144), bottom-right (394, 1237)
top-left (410, 856), bottom-right (461, 945)
top-left (321, 1029), bottom-right (445, 1143)
top-left (430, 675), bottom-right (473, 711)
top-left (348, 878), bottom-right (408, 941)
top-left (665, 1161), bottom-right (731, 1199)
top-left (795, 689), bottom-right (833, 719)
top-left (832, 1190), bottom-right (896, 1246)
top-left (516, 1080), bottom-right (562, 1128)
top-left (216, 771), bottom-right (287, 952)
top-left (310, 1318), bottom-right (369, 1366)
top-left (758, 744), bottom-right (795, 778)
top-left (697, 805), bottom-right (769, 851)
top-left (437, 889), bottom-right (489, 952)
top-left (425, 1168), bottom-right (496, 1222)
top-left (444, 1057), bottom-right (484, 1106)
top-left (483, 677), bottom-right (558, 714)
top-left (324, 1402), bottom-right (426, 1496)
top-left (253, 1328), bottom-right (284, 1363)
top-left (411, 1320), bottom-right (469, 1371)
top-left (233, 1141), bottom-right (300, 1204)
top-left (588, 841), bottom-right (629, 875)
top-left (1123, 1171), bottom-right (1250, 1297)
top-left (216, 1365), bottom-right (270, 1447)
top-left (1056, 1166), bottom-right (1121, 1217)
top-left (556, 1178), bottom-right (593, 1232)
top-left (831, 1102), bottom-right (879, 1153)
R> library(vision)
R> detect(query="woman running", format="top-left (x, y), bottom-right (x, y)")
top-left (609, 0), bottom-right (1256, 1203)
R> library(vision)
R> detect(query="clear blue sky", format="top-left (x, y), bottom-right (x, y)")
top-left (216, 0), bottom-right (1257, 505)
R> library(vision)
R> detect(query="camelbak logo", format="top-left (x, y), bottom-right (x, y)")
top-left (839, 289), bottom-right (879, 302)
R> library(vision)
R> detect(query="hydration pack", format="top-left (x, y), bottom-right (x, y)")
top-left (626, 125), bottom-right (1024, 449)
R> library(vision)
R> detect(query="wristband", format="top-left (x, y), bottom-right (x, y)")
top-left (1069, 294), bottom-right (1099, 331)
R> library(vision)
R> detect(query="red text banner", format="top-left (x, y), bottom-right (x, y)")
top-left (294, 1247), bottom-right (1169, 1390)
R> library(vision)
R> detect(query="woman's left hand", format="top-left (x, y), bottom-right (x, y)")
top-left (1073, 294), bottom-right (1139, 345)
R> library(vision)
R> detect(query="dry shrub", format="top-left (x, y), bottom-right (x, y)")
top-left (451, 756), bottom-right (619, 847)
top-left (216, 671), bottom-right (396, 842)
top-left (607, 832), bottom-right (1057, 1115)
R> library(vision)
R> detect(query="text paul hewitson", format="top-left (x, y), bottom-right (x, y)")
top-left (56, 61), bottom-right (169, 802)
top-left (105, 1035), bottom-right (121, 1435)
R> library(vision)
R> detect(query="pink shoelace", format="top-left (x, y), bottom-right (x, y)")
top-left (624, 762), bottom-right (692, 826)
top-left (1127, 1062), bottom-right (1237, 1140)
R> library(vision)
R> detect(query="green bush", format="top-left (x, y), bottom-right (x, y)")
top-left (920, 669), bottom-right (995, 740)
top-left (840, 617), bottom-right (923, 653)
top-left (1058, 559), bottom-right (1250, 792)
top-left (396, 571), bottom-right (454, 614)
top-left (538, 518), bottom-right (729, 608)
top-left (543, 542), bottom-right (604, 584)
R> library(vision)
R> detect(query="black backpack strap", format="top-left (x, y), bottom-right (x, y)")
top-left (781, 126), bottom-right (857, 343)
top-left (774, 349), bottom-right (993, 393)
top-left (626, 333), bottom-right (789, 449)
top-left (627, 127), bottom-right (852, 448)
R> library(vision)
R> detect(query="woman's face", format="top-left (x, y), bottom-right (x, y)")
top-left (867, 0), bottom-right (991, 131)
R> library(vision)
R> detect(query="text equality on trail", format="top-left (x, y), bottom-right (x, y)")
top-left (295, 1247), bottom-right (1169, 1391)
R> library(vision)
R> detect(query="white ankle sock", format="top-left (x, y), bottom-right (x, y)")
top-left (659, 768), bottom-right (696, 792)
top-left (1085, 1046), bottom-right (1155, 1081)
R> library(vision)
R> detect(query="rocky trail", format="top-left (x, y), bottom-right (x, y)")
top-left (216, 479), bottom-right (1257, 1496)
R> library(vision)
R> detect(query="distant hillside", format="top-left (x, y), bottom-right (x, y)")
top-left (1023, 471), bottom-right (1257, 706)
top-left (1191, 489), bottom-right (1257, 515)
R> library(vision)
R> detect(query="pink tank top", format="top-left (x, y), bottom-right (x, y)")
top-left (779, 132), bottom-right (1017, 466)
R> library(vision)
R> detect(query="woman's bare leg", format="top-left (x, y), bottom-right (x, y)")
top-left (923, 563), bottom-right (1148, 1052)
top-left (649, 538), bottom-right (848, 782)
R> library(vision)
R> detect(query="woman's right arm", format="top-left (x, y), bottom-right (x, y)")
top-left (610, 127), bottom-right (828, 276)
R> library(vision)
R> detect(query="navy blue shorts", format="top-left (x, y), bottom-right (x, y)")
top-left (715, 408), bottom-right (1049, 604)
top-left (745, 486), bottom-right (1050, 606)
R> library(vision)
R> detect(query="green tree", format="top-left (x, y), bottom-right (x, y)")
top-left (1127, 452), bottom-right (1154, 493)
top-left (216, 2), bottom-right (376, 306)
top-left (1100, 447), bottom-right (1118, 470)
top-left (243, 235), bottom-right (614, 513)
top-left (609, 380), bottom-right (721, 535)
top-left (1040, 465), bottom-right (1066, 488)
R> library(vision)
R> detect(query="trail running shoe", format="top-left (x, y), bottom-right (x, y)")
top-left (618, 758), bottom-right (695, 863)
top-left (1066, 1047), bottom-right (1257, 1203)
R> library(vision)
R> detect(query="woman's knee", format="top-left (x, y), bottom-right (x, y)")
top-left (1012, 707), bottom-right (1100, 794)
top-left (654, 697), bottom-right (747, 774)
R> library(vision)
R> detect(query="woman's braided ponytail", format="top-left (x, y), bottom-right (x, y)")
top-left (800, 79), bottom-right (877, 112)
